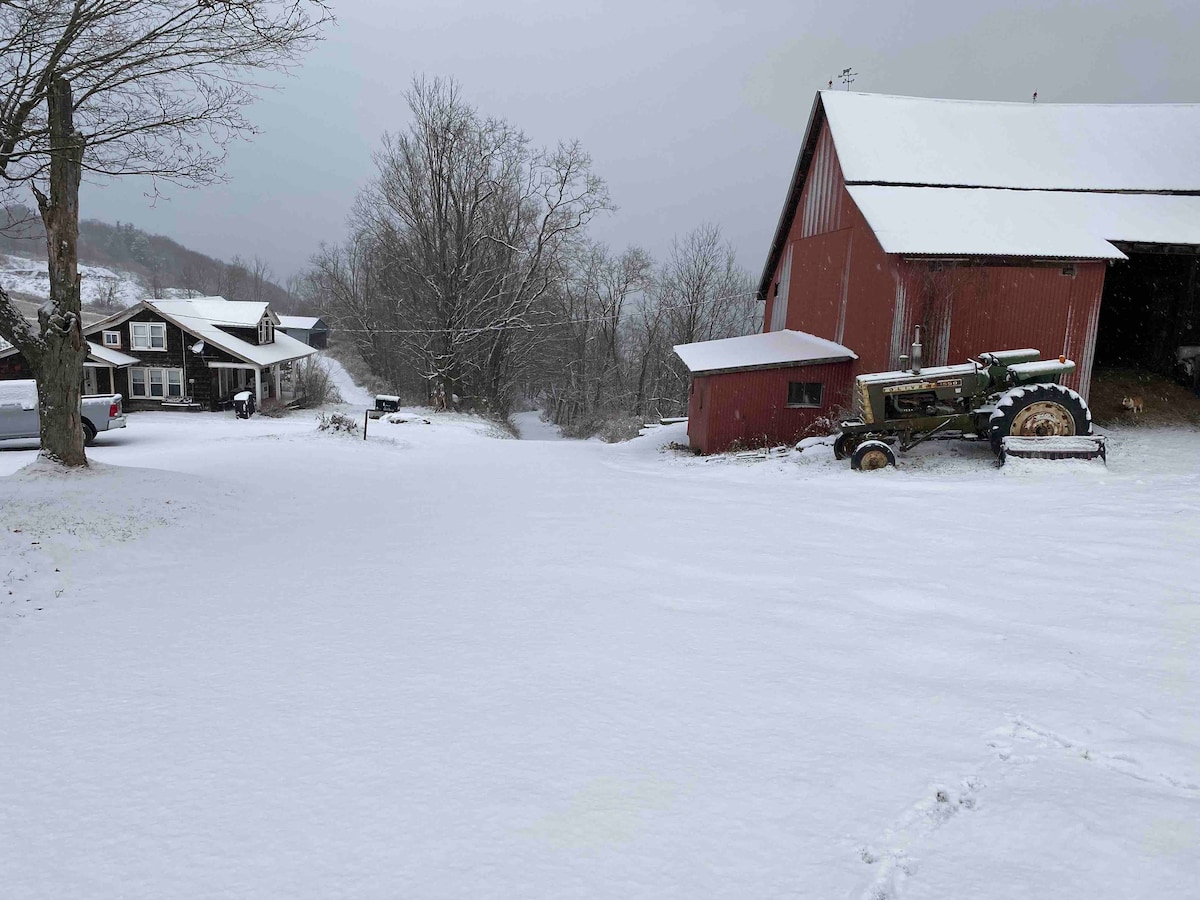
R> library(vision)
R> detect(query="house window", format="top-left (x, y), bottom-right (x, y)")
top-left (786, 381), bottom-right (823, 407)
top-left (130, 321), bottom-right (166, 351)
top-left (258, 318), bottom-right (274, 344)
top-left (102, 330), bottom-right (121, 348)
top-left (129, 367), bottom-right (183, 399)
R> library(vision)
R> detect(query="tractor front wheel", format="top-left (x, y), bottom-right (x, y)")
top-left (833, 432), bottom-right (861, 460)
top-left (851, 439), bottom-right (896, 471)
top-left (988, 384), bottom-right (1091, 454)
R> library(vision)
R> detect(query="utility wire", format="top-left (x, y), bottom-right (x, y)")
top-left (324, 288), bottom-right (762, 336)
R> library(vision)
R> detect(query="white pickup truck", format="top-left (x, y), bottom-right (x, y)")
top-left (0, 379), bottom-right (126, 446)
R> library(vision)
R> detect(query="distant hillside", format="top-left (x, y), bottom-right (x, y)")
top-left (0, 205), bottom-right (303, 313)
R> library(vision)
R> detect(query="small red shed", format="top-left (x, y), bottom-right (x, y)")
top-left (675, 330), bottom-right (856, 453)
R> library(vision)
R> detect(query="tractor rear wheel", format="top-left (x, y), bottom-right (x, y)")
top-left (833, 432), bottom-right (860, 460)
top-left (851, 440), bottom-right (896, 471)
top-left (988, 384), bottom-right (1091, 454)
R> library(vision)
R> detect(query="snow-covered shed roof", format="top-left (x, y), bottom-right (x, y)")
top-left (277, 315), bottom-right (325, 331)
top-left (823, 92), bottom-right (1200, 192)
top-left (674, 330), bottom-right (856, 375)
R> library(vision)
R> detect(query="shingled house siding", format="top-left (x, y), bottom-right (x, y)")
top-left (87, 308), bottom-right (242, 411)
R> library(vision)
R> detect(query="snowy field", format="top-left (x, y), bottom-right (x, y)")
top-left (1, 407), bottom-right (1198, 899)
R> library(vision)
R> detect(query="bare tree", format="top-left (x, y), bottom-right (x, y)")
top-left (0, 0), bottom-right (329, 466)
top-left (248, 256), bottom-right (273, 304)
top-left (324, 76), bottom-right (612, 415)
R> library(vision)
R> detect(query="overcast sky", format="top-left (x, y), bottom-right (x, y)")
top-left (80, 0), bottom-right (1200, 284)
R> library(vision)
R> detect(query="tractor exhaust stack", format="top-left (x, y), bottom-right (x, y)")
top-left (911, 326), bottom-right (923, 374)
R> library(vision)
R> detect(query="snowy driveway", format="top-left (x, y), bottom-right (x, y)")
top-left (1, 414), bottom-right (1198, 899)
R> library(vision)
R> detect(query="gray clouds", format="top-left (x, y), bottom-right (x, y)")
top-left (80, 0), bottom-right (1200, 281)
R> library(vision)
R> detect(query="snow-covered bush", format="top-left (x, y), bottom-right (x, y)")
top-left (597, 415), bottom-right (644, 443)
top-left (316, 412), bottom-right (359, 435)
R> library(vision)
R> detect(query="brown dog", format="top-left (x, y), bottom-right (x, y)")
top-left (1121, 395), bottom-right (1144, 414)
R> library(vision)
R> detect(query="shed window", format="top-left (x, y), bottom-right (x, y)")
top-left (258, 318), bottom-right (274, 344)
top-left (786, 381), bottom-right (823, 407)
top-left (131, 321), bottom-right (166, 351)
top-left (102, 330), bottom-right (121, 348)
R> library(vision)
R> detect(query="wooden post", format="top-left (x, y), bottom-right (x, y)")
top-left (363, 409), bottom-right (368, 440)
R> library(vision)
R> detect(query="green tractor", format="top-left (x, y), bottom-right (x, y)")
top-left (835, 327), bottom-right (1104, 470)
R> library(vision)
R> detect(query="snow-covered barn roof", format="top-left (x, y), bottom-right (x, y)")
top-left (846, 188), bottom-right (1200, 260)
top-left (822, 92), bottom-right (1200, 192)
top-left (758, 91), bottom-right (1200, 297)
top-left (674, 330), bottom-right (856, 375)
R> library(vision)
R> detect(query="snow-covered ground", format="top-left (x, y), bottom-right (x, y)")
top-left (1, 412), bottom-right (1198, 899)
top-left (319, 353), bottom-right (374, 407)
top-left (512, 408), bottom-right (566, 440)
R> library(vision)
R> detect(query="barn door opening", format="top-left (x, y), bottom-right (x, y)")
top-left (1094, 247), bottom-right (1200, 382)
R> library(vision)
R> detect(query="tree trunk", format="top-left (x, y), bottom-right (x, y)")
top-left (31, 77), bottom-right (88, 467)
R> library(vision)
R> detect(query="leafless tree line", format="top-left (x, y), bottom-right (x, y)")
top-left (309, 78), bottom-right (761, 425)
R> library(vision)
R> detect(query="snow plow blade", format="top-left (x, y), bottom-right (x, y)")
top-left (999, 435), bottom-right (1107, 465)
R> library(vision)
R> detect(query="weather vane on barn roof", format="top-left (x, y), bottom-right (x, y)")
top-left (839, 68), bottom-right (858, 90)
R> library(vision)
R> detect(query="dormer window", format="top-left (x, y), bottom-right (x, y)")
top-left (258, 317), bottom-right (274, 345)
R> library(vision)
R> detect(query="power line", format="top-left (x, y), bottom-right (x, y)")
top-left (326, 288), bottom-right (762, 336)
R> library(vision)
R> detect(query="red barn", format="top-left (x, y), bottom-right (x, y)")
top-left (676, 91), bottom-right (1200, 454)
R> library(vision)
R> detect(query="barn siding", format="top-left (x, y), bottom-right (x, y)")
top-left (687, 361), bottom-right (854, 454)
top-left (763, 131), bottom-right (904, 378)
top-left (800, 125), bottom-right (845, 238)
top-left (893, 260), bottom-right (1107, 395)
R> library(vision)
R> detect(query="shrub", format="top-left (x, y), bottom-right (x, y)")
top-left (293, 357), bottom-right (342, 409)
top-left (316, 411), bottom-right (359, 435)
top-left (258, 398), bottom-right (288, 418)
top-left (597, 415), bottom-right (644, 443)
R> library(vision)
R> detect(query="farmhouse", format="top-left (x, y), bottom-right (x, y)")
top-left (677, 91), bottom-right (1200, 454)
top-left (67, 297), bottom-right (318, 411)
